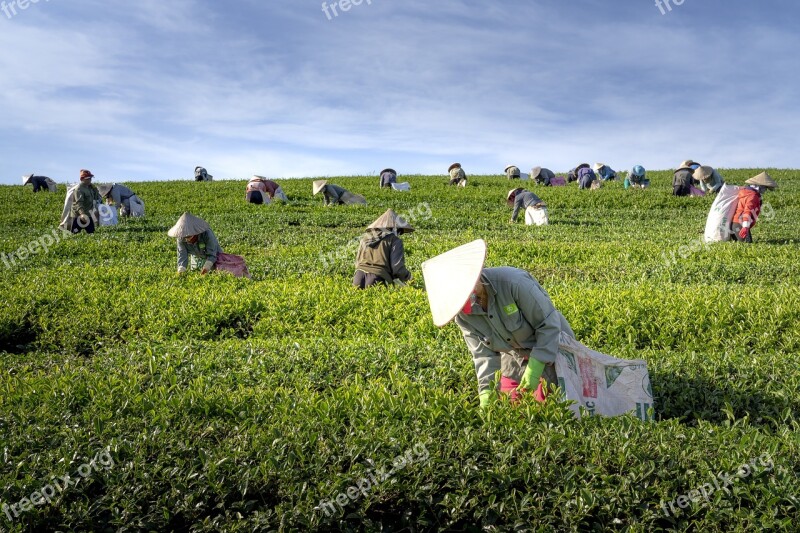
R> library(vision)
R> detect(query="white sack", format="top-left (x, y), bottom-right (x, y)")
top-left (555, 333), bottom-right (655, 420)
top-left (703, 184), bottom-right (740, 243)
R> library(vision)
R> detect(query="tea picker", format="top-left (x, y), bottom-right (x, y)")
top-left (507, 188), bottom-right (547, 225)
top-left (448, 163), bottom-right (467, 187)
top-left (97, 183), bottom-right (145, 217)
top-left (730, 171), bottom-right (778, 243)
top-left (167, 212), bottom-right (251, 278)
top-left (22, 173), bottom-right (57, 193)
top-left (353, 209), bottom-right (414, 289)
top-left (421, 240), bottom-right (574, 407)
top-left (312, 180), bottom-right (366, 205)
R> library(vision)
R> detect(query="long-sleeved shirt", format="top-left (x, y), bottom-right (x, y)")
top-left (322, 184), bottom-right (348, 205)
top-left (354, 230), bottom-right (411, 283)
top-left (596, 166), bottom-right (617, 180)
top-left (672, 168), bottom-right (695, 195)
top-left (534, 168), bottom-right (555, 186)
top-left (732, 186), bottom-right (762, 229)
top-left (177, 229), bottom-right (222, 271)
top-left (629, 168), bottom-right (647, 185)
top-left (70, 182), bottom-right (101, 218)
top-left (380, 172), bottom-right (397, 188)
top-left (697, 169), bottom-right (724, 193)
top-left (449, 168), bottom-right (466, 185)
top-left (455, 267), bottom-right (574, 393)
top-left (511, 191), bottom-right (544, 222)
top-left (29, 175), bottom-right (51, 192)
top-left (107, 184), bottom-right (136, 209)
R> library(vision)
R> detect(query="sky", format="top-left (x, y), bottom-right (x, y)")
top-left (0, 0), bottom-right (797, 184)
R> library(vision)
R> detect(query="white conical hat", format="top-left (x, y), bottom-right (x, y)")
top-left (251, 175), bottom-right (267, 182)
top-left (97, 183), bottom-right (113, 197)
top-left (745, 171), bottom-right (778, 189)
top-left (22, 174), bottom-right (34, 185)
top-left (593, 163), bottom-right (605, 171)
top-left (531, 166), bottom-right (542, 179)
top-left (312, 180), bottom-right (328, 195)
top-left (167, 212), bottom-right (210, 238)
top-left (367, 209), bottom-right (415, 233)
top-left (693, 166), bottom-right (714, 181)
top-left (421, 239), bottom-right (487, 327)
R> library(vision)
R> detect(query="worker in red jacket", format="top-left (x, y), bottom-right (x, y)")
top-left (731, 172), bottom-right (778, 243)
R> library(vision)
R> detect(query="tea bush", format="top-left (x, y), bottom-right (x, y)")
top-left (0, 170), bottom-right (798, 531)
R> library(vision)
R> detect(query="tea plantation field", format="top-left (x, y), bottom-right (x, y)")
top-left (1, 170), bottom-right (799, 531)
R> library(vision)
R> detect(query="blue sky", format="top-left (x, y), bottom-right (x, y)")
top-left (0, 0), bottom-right (797, 184)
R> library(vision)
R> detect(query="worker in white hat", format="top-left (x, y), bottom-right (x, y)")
top-left (313, 180), bottom-right (366, 206)
top-left (421, 240), bottom-right (575, 407)
top-left (504, 165), bottom-right (521, 180)
top-left (448, 163), bottom-right (467, 186)
top-left (693, 166), bottom-right (725, 194)
top-left (730, 172), bottom-right (778, 243)
top-left (530, 167), bottom-right (555, 186)
top-left (507, 188), bottom-right (546, 223)
top-left (353, 209), bottom-right (414, 289)
top-left (98, 183), bottom-right (144, 217)
top-left (672, 161), bottom-right (696, 196)
top-left (167, 212), bottom-right (222, 274)
top-left (22, 173), bottom-right (57, 193)
top-left (593, 163), bottom-right (617, 181)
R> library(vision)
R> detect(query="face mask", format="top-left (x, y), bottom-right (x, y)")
top-left (462, 291), bottom-right (478, 314)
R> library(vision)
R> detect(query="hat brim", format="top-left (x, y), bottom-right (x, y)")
top-left (312, 180), bottom-right (328, 195)
top-left (448, 163), bottom-right (461, 172)
top-left (22, 174), bottom-right (33, 185)
top-left (167, 213), bottom-right (211, 238)
top-left (421, 239), bottom-right (487, 327)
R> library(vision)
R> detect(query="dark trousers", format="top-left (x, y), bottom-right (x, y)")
top-left (71, 215), bottom-right (96, 234)
top-left (246, 191), bottom-right (264, 204)
top-left (353, 270), bottom-right (387, 289)
top-left (673, 184), bottom-right (691, 196)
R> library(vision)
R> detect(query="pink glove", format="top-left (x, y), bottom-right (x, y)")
top-left (739, 227), bottom-right (750, 240)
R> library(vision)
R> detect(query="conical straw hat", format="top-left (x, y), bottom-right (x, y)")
top-left (167, 212), bottom-right (210, 238)
top-left (312, 180), bottom-right (328, 195)
top-left (507, 188), bottom-right (524, 204)
top-left (421, 239), bottom-right (487, 327)
top-left (380, 168), bottom-right (396, 175)
top-left (448, 163), bottom-right (461, 172)
top-left (693, 166), bottom-right (713, 181)
top-left (251, 175), bottom-right (267, 182)
top-left (593, 163), bottom-right (605, 171)
top-left (531, 166), bottom-right (542, 179)
top-left (745, 171), bottom-right (778, 189)
top-left (97, 183), bottom-right (113, 197)
top-left (679, 160), bottom-right (696, 169)
top-left (367, 209), bottom-right (415, 233)
top-left (22, 174), bottom-right (33, 185)
top-left (504, 165), bottom-right (517, 173)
